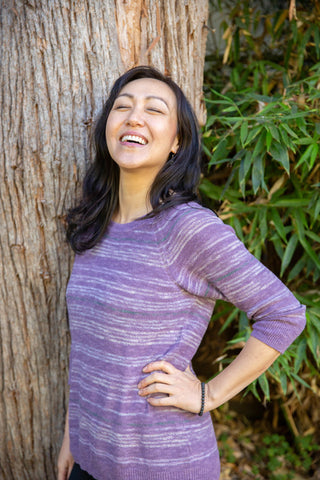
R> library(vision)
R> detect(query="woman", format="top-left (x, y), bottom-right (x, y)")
top-left (58, 66), bottom-right (306, 480)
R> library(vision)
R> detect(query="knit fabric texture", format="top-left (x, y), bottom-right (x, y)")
top-left (66, 202), bottom-right (306, 480)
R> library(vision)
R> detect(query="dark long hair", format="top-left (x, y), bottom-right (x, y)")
top-left (67, 66), bottom-right (202, 253)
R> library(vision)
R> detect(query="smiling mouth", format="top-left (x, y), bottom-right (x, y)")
top-left (120, 134), bottom-right (148, 145)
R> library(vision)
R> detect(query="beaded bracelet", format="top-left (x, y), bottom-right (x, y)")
top-left (198, 382), bottom-right (205, 416)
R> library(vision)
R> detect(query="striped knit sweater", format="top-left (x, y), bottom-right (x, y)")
top-left (66, 202), bottom-right (306, 480)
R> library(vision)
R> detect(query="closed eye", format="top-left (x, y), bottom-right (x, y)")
top-left (147, 108), bottom-right (164, 114)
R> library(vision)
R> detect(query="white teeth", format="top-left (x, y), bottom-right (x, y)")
top-left (121, 135), bottom-right (147, 145)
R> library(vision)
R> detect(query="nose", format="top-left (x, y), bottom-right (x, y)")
top-left (125, 106), bottom-right (145, 127)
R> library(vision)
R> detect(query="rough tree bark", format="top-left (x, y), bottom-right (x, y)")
top-left (0, 1), bottom-right (209, 479)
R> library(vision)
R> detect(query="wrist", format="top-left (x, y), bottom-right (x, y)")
top-left (204, 379), bottom-right (221, 412)
top-left (198, 382), bottom-right (206, 416)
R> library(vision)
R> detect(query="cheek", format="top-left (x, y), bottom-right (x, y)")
top-left (105, 111), bottom-right (119, 136)
top-left (105, 130), bottom-right (112, 152)
top-left (105, 119), bottom-right (112, 141)
top-left (165, 123), bottom-right (178, 149)
top-left (156, 118), bottom-right (177, 140)
top-left (105, 119), bottom-right (117, 152)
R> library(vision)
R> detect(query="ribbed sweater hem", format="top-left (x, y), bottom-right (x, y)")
top-left (114, 466), bottom-right (220, 480)
top-left (78, 464), bottom-right (221, 480)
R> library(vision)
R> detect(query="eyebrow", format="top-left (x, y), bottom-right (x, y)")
top-left (116, 93), bottom-right (170, 109)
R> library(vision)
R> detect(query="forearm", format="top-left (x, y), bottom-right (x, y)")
top-left (205, 336), bottom-right (280, 412)
top-left (58, 405), bottom-right (74, 480)
top-left (64, 407), bottom-right (70, 437)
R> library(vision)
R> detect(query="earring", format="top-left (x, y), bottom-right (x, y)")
top-left (168, 151), bottom-right (176, 162)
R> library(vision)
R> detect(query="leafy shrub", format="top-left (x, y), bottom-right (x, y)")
top-left (252, 433), bottom-right (319, 478)
top-left (202, 0), bottom-right (320, 408)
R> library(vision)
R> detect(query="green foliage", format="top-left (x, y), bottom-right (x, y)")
top-left (217, 423), bottom-right (319, 478)
top-left (203, 0), bottom-right (320, 404)
top-left (218, 432), bottom-right (237, 463)
top-left (252, 433), bottom-right (320, 478)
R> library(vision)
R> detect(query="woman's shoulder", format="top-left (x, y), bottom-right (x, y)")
top-left (160, 201), bottom-right (222, 227)
top-left (154, 201), bottom-right (230, 246)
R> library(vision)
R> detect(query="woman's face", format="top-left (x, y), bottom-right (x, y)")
top-left (105, 78), bottom-right (179, 175)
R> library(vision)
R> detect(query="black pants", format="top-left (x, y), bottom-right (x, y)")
top-left (69, 463), bottom-right (97, 480)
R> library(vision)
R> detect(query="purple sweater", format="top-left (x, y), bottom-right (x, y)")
top-left (66, 202), bottom-right (306, 480)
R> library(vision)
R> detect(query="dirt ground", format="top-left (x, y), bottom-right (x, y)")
top-left (213, 404), bottom-right (320, 480)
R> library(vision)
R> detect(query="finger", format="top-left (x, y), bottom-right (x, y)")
top-left (142, 360), bottom-right (177, 375)
top-left (147, 395), bottom-right (173, 407)
top-left (57, 466), bottom-right (67, 480)
top-left (138, 382), bottom-right (173, 397)
top-left (67, 462), bottom-right (74, 479)
top-left (138, 372), bottom-right (173, 389)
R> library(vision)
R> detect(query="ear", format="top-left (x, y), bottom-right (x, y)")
top-left (171, 136), bottom-right (179, 155)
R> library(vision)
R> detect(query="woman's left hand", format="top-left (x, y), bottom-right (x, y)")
top-left (138, 360), bottom-right (203, 414)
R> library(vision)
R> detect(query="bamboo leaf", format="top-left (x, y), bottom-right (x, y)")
top-left (295, 143), bottom-right (314, 169)
top-left (266, 129), bottom-right (272, 151)
top-left (312, 198), bottom-right (320, 225)
top-left (281, 122), bottom-right (299, 139)
top-left (279, 125), bottom-right (289, 145)
top-left (246, 381), bottom-right (261, 401)
top-left (240, 121), bottom-right (248, 146)
top-left (292, 209), bottom-right (306, 241)
top-left (306, 230), bottom-right (320, 244)
top-left (239, 151), bottom-right (252, 197)
top-left (287, 255), bottom-right (307, 282)
top-left (199, 179), bottom-right (241, 202)
top-left (277, 126), bottom-right (297, 153)
top-left (219, 308), bottom-right (239, 334)
top-left (248, 210), bottom-right (259, 244)
top-left (272, 236), bottom-right (284, 260)
top-left (258, 207), bottom-right (268, 242)
top-left (210, 302), bottom-right (235, 323)
top-left (280, 233), bottom-right (298, 276)
top-left (306, 323), bottom-right (319, 365)
top-left (310, 143), bottom-right (319, 169)
top-left (231, 216), bottom-right (245, 242)
top-left (239, 311), bottom-right (249, 331)
top-left (268, 124), bottom-right (280, 142)
top-left (253, 243), bottom-right (262, 260)
top-left (309, 311), bottom-right (320, 333)
top-left (295, 117), bottom-right (309, 137)
top-left (290, 372), bottom-right (311, 390)
top-left (209, 88), bottom-right (237, 104)
top-left (271, 207), bottom-right (287, 242)
top-left (279, 370), bottom-right (288, 395)
top-left (288, 374), bottom-right (301, 401)
top-left (294, 338), bottom-right (307, 374)
top-left (244, 126), bottom-right (262, 146)
top-left (299, 237), bottom-right (320, 269)
top-left (270, 199), bottom-right (310, 208)
top-left (221, 105), bottom-right (239, 113)
top-left (269, 360), bottom-right (280, 378)
top-left (209, 138), bottom-right (228, 166)
top-left (301, 25), bottom-right (313, 50)
top-left (258, 373), bottom-right (270, 401)
top-left (202, 144), bottom-right (211, 158)
top-left (252, 129), bottom-right (266, 158)
top-left (252, 155), bottom-right (264, 194)
top-left (249, 93), bottom-right (279, 103)
top-left (274, 9), bottom-right (287, 33)
top-left (205, 115), bottom-right (217, 128)
top-left (269, 142), bottom-right (290, 174)
top-left (295, 138), bottom-right (314, 145)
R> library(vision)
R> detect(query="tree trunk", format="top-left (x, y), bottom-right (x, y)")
top-left (0, 1), bottom-right (208, 478)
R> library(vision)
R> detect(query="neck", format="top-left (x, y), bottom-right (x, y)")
top-left (114, 170), bottom-right (156, 224)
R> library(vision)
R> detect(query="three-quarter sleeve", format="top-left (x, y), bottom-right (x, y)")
top-left (160, 204), bottom-right (306, 353)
